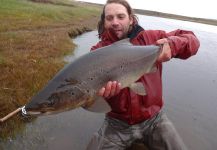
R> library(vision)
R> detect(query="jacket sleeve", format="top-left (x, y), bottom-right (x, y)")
top-left (90, 40), bottom-right (113, 51)
top-left (144, 29), bottom-right (200, 59)
top-left (165, 29), bottom-right (200, 59)
top-left (90, 41), bottom-right (104, 51)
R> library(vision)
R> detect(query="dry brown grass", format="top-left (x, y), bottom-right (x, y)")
top-left (0, 29), bottom-right (72, 138)
top-left (0, 0), bottom-right (100, 139)
top-left (0, 27), bottom-right (98, 139)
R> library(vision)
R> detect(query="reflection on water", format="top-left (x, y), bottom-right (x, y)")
top-left (64, 31), bottom-right (99, 62)
top-left (1, 15), bottom-right (217, 150)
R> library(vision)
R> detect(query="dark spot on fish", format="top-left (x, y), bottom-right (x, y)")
top-left (100, 69), bottom-right (104, 73)
top-left (71, 92), bottom-right (75, 96)
top-left (90, 77), bottom-right (93, 80)
top-left (65, 78), bottom-right (78, 84)
top-left (58, 84), bottom-right (65, 88)
top-left (57, 78), bottom-right (79, 89)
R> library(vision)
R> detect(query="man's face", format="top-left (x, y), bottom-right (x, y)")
top-left (104, 3), bottom-right (133, 39)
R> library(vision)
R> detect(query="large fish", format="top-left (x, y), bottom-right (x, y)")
top-left (22, 39), bottom-right (160, 116)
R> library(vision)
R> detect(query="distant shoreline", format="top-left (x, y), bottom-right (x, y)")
top-left (134, 9), bottom-right (217, 26)
top-left (79, 1), bottom-right (217, 26)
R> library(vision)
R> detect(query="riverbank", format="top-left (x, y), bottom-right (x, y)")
top-left (134, 9), bottom-right (217, 26)
top-left (0, 0), bottom-right (100, 139)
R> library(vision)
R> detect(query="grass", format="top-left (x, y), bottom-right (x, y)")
top-left (0, 0), bottom-right (100, 139)
top-left (0, 0), bottom-right (99, 31)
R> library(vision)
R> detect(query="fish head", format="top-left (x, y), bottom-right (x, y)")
top-left (22, 86), bottom-right (91, 116)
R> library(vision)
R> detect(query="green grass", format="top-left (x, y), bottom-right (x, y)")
top-left (0, 0), bottom-right (100, 31)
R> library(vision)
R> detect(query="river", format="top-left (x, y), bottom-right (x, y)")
top-left (1, 15), bottom-right (217, 150)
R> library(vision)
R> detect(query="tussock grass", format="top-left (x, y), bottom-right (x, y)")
top-left (0, 0), bottom-right (100, 139)
top-left (0, 0), bottom-right (99, 31)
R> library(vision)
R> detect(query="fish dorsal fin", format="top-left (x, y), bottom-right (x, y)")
top-left (113, 38), bottom-right (131, 45)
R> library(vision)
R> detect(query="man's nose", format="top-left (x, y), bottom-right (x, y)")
top-left (111, 17), bottom-right (119, 26)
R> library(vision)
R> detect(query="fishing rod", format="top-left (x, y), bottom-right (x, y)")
top-left (0, 106), bottom-right (24, 123)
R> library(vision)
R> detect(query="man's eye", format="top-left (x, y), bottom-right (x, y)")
top-left (105, 16), bottom-right (113, 21)
top-left (118, 15), bottom-right (125, 20)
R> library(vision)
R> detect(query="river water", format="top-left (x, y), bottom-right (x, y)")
top-left (1, 15), bottom-right (217, 150)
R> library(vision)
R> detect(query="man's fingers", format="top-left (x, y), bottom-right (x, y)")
top-left (110, 81), bottom-right (117, 96)
top-left (156, 38), bottom-right (172, 63)
top-left (98, 87), bottom-right (105, 97)
top-left (103, 81), bottom-right (112, 97)
top-left (115, 82), bottom-right (121, 95)
top-left (156, 38), bottom-right (168, 44)
top-left (98, 81), bottom-right (121, 98)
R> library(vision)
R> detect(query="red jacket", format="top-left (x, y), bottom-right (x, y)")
top-left (91, 25), bottom-right (200, 125)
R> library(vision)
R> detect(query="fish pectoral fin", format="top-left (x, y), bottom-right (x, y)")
top-left (129, 82), bottom-right (147, 96)
top-left (82, 96), bottom-right (111, 113)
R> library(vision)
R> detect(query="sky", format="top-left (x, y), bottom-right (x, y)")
top-left (76, 0), bottom-right (217, 20)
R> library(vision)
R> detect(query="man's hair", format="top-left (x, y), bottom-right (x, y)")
top-left (97, 0), bottom-right (138, 37)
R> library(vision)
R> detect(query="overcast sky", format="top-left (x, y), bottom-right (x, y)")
top-left (77, 0), bottom-right (217, 20)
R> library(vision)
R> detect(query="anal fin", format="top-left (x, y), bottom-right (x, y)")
top-left (82, 96), bottom-right (111, 113)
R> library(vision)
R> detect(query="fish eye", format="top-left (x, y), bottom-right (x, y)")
top-left (49, 99), bottom-right (55, 106)
top-left (42, 101), bottom-right (53, 107)
top-left (47, 94), bottom-right (57, 106)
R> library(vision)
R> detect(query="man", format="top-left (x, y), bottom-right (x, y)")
top-left (86, 0), bottom-right (200, 150)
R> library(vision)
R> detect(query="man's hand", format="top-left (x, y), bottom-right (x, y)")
top-left (98, 81), bottom-right (121, 99)
top-left (156, 38), bottom-right (172, 62)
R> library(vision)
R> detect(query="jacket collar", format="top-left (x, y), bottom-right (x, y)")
top-left (127, 24), bottom-right (144, 39)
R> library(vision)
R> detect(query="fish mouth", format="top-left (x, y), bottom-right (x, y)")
top-left (21, 106), bottom-right (55, 116)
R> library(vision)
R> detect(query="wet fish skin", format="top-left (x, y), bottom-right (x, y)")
top-left (23, 39), bottom-right (160, 115)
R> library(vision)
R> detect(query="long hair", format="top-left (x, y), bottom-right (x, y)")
top-left (97, 0), bottom-right (138, 38)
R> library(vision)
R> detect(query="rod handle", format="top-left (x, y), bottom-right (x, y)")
top-left (0, 107), bottom-right (22, 123)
